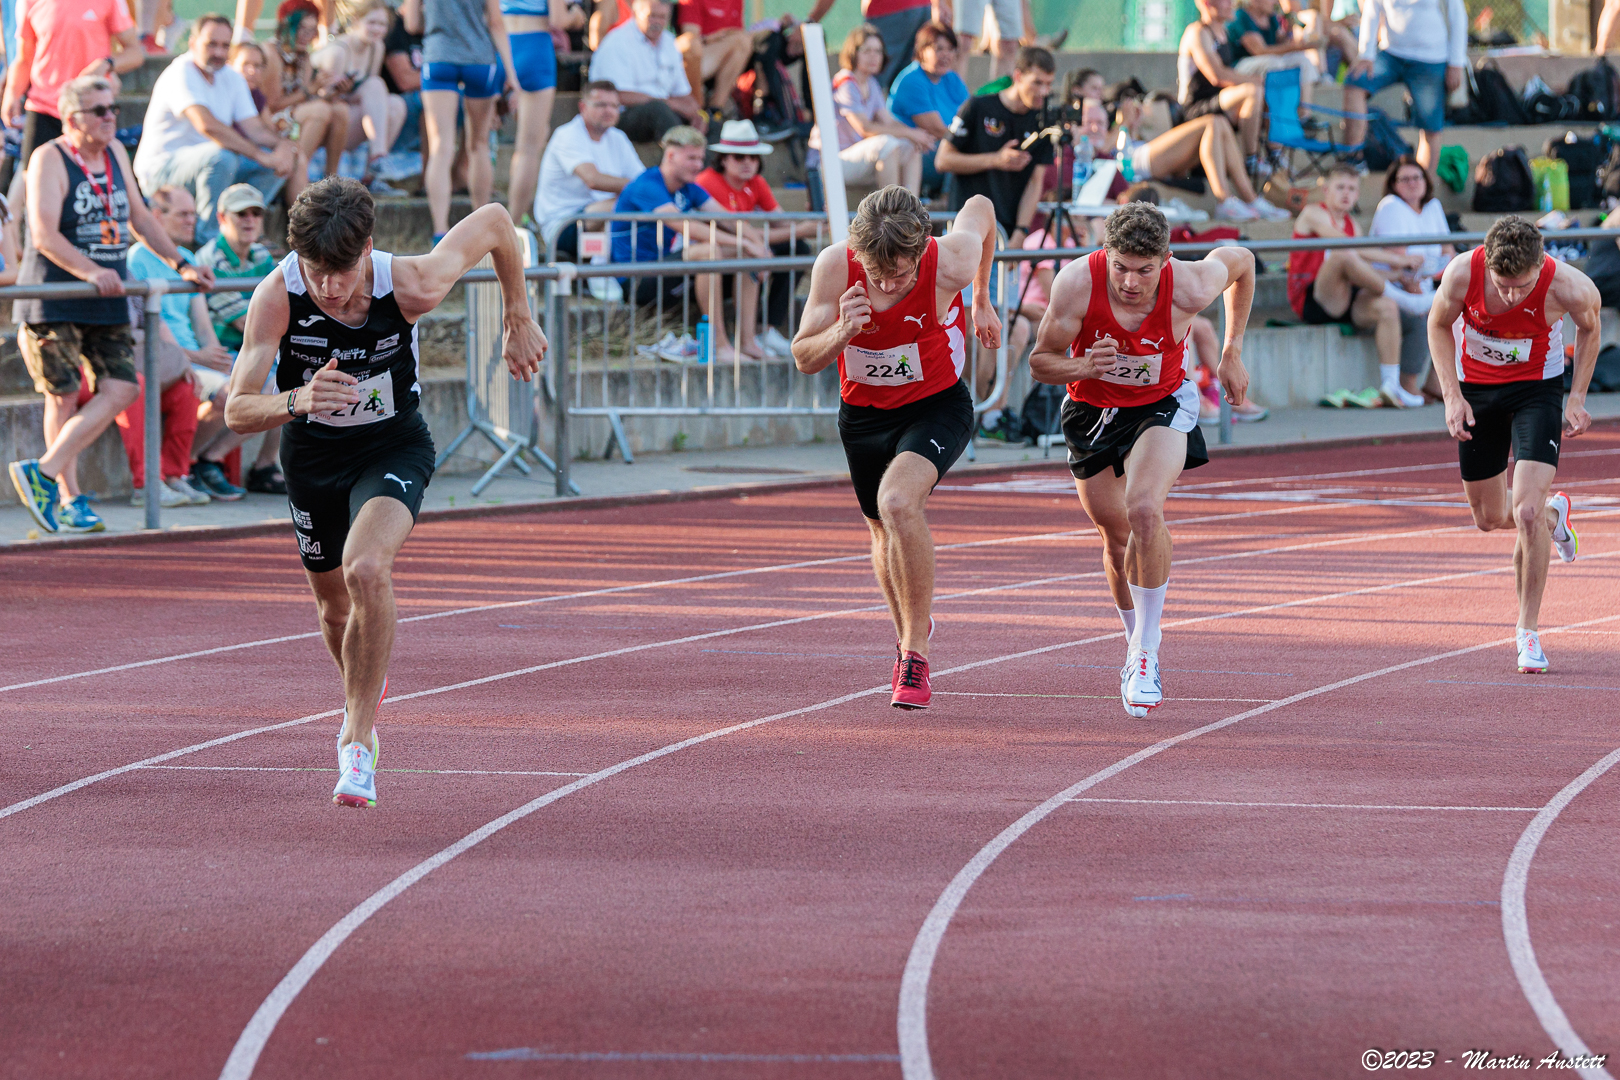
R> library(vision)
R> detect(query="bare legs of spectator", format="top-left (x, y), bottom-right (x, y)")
top-left (1143, 114), bottom-right (1258, 203)
top-left (686, 241), bottom-right (764, 359)
top-left (307, 497), bottom-right (415, 752)
top-left (1215, 82), bottom-right (1264, 158)
top-left (344, 76), bottom-right (406, 171)
top-left (296, 97), bottom-right (348, 177)
top-left (192, 386), bottom-right (281, 473)
top-left (424, 89), bottom-right (498, 235)
top-left (36, 379), bottom-right (139, 495)
top-left (1312, 251), bottom-right (1402, 369)
top-left (677, 28), bottom-right (754, 113)
top-left (508, 85), bottom-right (555, 227)
top-left (955, 32), bottom-right (1015, 81)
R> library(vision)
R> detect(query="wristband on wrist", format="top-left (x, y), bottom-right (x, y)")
top-left (287, 388), bottom-right (298, 417)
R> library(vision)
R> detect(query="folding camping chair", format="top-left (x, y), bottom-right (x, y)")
top-left (1263, 66), bottom-right (1366, 183)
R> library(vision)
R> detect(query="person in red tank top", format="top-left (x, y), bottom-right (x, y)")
top-left (792, 186), bottom-right (1000, 710)
top-left (1286, 166), bottom-right (1431, 406)
top-left (1425, 217), bottom-right (1598, 674)
top-left (1030, 202), bottom-right (1255, 718)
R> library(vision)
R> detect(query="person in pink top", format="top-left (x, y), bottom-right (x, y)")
top-left (1, 0), bottom-right (141, 193)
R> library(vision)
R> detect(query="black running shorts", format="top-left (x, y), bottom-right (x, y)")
top-left (1457, 375), bottom-right (1564, 483)
top-left (838, 380), bottom-right (974, 520)
top-left (281, 410), bottom-right (436, 572)
top-left (1062, 379), bottom-right (1208, 480)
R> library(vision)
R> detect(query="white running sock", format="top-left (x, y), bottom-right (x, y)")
top-left (1380, 363), bottom-right (1400, 388)
top-left (981, 408), bottom-right (1002, 429)
top-left (1127, 582), bottom-right (1167, 655)
top-left (1117, 606), bottom-right (1137, 637)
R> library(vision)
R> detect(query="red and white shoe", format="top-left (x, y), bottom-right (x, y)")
top-left (892, 651), bottom-right (931, 709)
top-left (892, 617), bottom-right (936, 691)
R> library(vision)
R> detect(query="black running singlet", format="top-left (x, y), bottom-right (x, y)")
top-left (276, 249), bottom-right (420, 443)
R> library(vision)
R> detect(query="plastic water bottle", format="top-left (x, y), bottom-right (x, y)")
top-left (1071, 135), bottom-right (1094, 204)
top-left (1537, 170), bottom-right (1554, 212)
top-left (696, 315), bottom-right (710, 364)
top-left (1116, 129), bottom-right (1136, 182)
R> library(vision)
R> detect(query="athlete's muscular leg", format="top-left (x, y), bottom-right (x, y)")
top-left (1076, 469), bottom-right (1132, 609)
top-left (1119, 426), bottom-right (1188, 589)
top-left (875, 452), bottom-right (940, 656)
top-left (307, 566), bottom-right (352, 670)
top-left (1462, 460), bottom-right (1559, 629)
top-left (333, 497), bottom-right (415, 749)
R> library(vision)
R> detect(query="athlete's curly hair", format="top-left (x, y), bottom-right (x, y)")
top-left (848, 185), bottom-right (932, 276)
top-left (288, 177), bottom-right (374, 271)
top-left (1483, 216), bottom-right (1543, 279)
top-left (1103, 200), bottom-right (1170, 258)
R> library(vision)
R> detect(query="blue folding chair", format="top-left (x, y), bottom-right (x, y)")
top-left (1263, 66), bottom-right (1366, 183)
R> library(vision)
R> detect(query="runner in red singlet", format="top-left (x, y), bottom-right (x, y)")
top-left (1030, 202), bottom-right (1255, 717)
top-left (792, 186), bottom-right (1000, 710)
top-left (1426, 216), bottom-right (1597, 674)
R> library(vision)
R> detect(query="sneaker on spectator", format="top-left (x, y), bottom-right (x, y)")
top-left (58, 494), bottom-right (106, 532)
top-left (191, 460), bottom-right (246, 501)
top-left (655, 334), bottom-right (701, 363)
top-left (1249, 196), bottom-right (1292, 222)
top-left (166, 476), bottom-right (212, 505)
top-left (367, 176), bottom-right (406, 197)
top-left (637, 330), bottom-right (683, 360)
top-left (131, 484), bottom-right (188, 507)
top-left (1380, 380), bottom-right (1427, 408)
top-left (1215, 196), bottom-right (1260, 222)
top-left (8, 459), bottom-right (58, 532)
top-left (759, 326), bottom-right (794, 358)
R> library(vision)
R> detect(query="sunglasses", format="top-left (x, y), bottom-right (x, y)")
top-left (76, 103), bottom-right (120, 119)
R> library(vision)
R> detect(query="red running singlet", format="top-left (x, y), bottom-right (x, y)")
top-left (1453, 246), bottom-right (1564, 385)
top-left (1286, 205), bottom-right (1354, 316)
top-left (839, 237), bottom-right (968, 408)
top-left (1067, 248), bottom-right (1188, 409)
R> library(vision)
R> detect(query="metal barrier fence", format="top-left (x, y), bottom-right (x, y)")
top-left (2, 225), bottom-right (1610, 527)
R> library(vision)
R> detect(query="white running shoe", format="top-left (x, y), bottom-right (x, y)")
top-left (1516, 628), bottom-right (1549, 674)
top-left (1379, 380), bottom-right (1427, 409)
top-left (759, 326), bottom-right (794, 358)
top-left (1121, 649), bottom-right (1162, 717)
top-left (1548, 492), bottom-right (1578, 563)
top-left (1215, 195), bottom-right (1260, 222)
top-left (335, 677), bottom-right (387, 761)
top-left (333, 741), bottom-right (377, 808)
top-left (166, 476), bottom-right (212, 504)
top-left (131, 483), bottom-right (188, 507)
top-left (1249, 196), bottom-right (1293, 222)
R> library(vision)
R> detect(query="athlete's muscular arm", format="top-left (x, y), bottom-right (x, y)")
top-left (936, 194), bottom-right (1001, 349)
top-left (791, 243), bottom-right (863, 375)
top-left (224, 271), bottom-right (361, 433)
top-left (1551, 263), bottom-right (1601, 437)
top-left (392, 203), bottom-right (548, 381)
top-left (1029, 257), bottom-right (1107, 384)
top-left (1426, 255), bottom-right (1473, 441)
top-left (1175, 246), bottom-right (1255, 406)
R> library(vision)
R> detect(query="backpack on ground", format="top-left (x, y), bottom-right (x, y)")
top-left (1019, 381), bottom-right (1067, 443)
top-left (1363, 107), bottom-right (1412, 172)
top-left (1545, 132), bottom-right (1610, 208)
top-left (1451, 63), bottom-right (1526, 124)
top-left (1473, 145), bottom-right (1535, 211)
top-left (1567, 57), bottom-right (1620, 121)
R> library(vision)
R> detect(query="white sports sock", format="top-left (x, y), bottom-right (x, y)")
top-left (1127, 582), bottom-right (1167, 655)
top-left (1380, 363), bottom-right (1400, 388)
top-left (1117, 606), bottom-right (1137, 636)
top-left (981, 408), bottom-right (1002, 428)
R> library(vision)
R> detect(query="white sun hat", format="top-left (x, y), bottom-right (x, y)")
top-left (708, 119), bottom-right (774, 156)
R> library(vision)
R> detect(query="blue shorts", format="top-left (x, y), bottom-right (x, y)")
top-left (422, 61), bottom-right (503, 98)
top-left (1347, 51), bottom-right (1448, 132)
top-left (509, 31), bottom-right (557, 92)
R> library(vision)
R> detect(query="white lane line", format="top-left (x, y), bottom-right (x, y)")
top-left (1067, 798), bottom-right (1541, 812)
top-left (935, 692), bottom-right (1277, 702)
top-left (8, 519), bottom-right (1612, 826)
top-left (1501, 748), bottom-right (1620, 1080)
top-left (213, 562), bottom-right (1616, 1080)
top-left (136, 766), bottom-right (591, 776)
top-left (895, 608), bottom-right (1620, 1080)
top-left (0, 500), bottom-right (1345, 695)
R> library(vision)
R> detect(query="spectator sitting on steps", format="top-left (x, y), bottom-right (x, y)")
top-left (1177, 0), bottom-right (1265, 170)
top-left (1368, 153), bottom-right (1451, 407)
top-left (311, 0), bottom-right (408, 193)
top-left (1287, 165), bottom-right (1435, 409)
top-left (588, 0), bottom-right (707, 143)
top-left (534, 80), bottom-right (645, 261)
top-left (885, 21), bottom-right (967, 202)
top-left (806, 24), bottom-right (929, 205)
top-left (674, 0), bottom-right (754, 125)
top-left (133, 13), bottom-right (301, 243)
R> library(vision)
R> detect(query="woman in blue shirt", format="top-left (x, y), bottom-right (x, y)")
top-left (884, 21), bottom-right (966, 200)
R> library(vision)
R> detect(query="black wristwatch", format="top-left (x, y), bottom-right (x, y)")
top-left (287, 389), bottom-right (299, 417)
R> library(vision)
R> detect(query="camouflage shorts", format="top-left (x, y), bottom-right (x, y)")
top-left (20, 321), bottom-right (138, 397)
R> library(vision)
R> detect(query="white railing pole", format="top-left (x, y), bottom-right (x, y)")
top-left (801, 23), bottom-right (848, 243)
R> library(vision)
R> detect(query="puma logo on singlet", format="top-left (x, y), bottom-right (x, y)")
top-left (298, 314), bottom-right (325, 327)
top-left (385, 473), bottom-right (412, 492)
top-left (903, 315), bottom-right (926, 328)
top-left (1140, 336), bottom-right (1162, 348)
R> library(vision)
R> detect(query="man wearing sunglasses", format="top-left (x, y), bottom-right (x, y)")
top-left (8, 75), bottom-right (214, 534)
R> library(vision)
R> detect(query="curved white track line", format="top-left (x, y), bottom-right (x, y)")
top-left (212, 559), bottom-right (1598, 1079)
top-left (0, 518), bottom-right (1544, 823)
top-left (1501, 749), bottom-right (1620, 1080)
top-left (1, 500), bottom-right (1342, 695)
top-left (896, 609), bottom-right (1620, 1080)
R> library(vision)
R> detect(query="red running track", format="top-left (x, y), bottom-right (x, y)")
top-left (2, 432), bottom-right (1618, 1080)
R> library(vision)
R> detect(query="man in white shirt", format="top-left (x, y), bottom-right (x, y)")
top-left (587, 0), bottom-right (706, 142)
top-left (1342, 0), bottom-right (1466, 172)
top-left (132, 13), bottom-right (298, 241)
top-left (534, 81), bottom-right (647, 258)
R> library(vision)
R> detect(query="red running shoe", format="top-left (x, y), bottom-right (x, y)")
top-left (892, 617), bottom-right (937, 691)
top-left (892, 651), bottom-right (930, 709)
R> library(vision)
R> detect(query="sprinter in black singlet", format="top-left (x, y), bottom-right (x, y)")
top-left (225, 177), bottom-right (547, 809)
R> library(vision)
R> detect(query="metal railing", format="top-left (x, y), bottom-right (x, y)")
top-left (4, 224), bottom-right (1608, 525)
